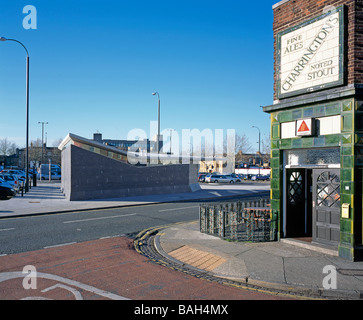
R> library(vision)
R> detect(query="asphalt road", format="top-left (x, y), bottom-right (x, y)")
top-left (0, 202), bottom-right (201, 255)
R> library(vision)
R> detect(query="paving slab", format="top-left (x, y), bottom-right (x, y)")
top-left (157, 221), bottom-right (363, 299)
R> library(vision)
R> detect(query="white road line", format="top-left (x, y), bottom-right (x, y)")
top-left (0, 271), bottom-right (129, 300)
top-left (63, 213), bottom-right (137, 224)
top-left (0, 228), bottom-right (15, 232)
top-left (158, 206), bottom-right (199, 212)
top-left (44, 242), bottom-right (76, 249)
top-left (99, 234), bottom-right (124, 240)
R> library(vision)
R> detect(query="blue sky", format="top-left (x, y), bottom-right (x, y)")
top-left (0, 0), bottom-right (276, 152)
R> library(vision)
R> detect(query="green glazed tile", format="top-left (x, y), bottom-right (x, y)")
top-left (341, 146), bottom-right (353, 156)
top-left (271, 140), bottom-right (279, 149)
top-left (342, 100), bottom-right (353, 112)
top-left (313, 105), bottom-right (325, 117)
top-left (271, 179), bottom-right (280, 189)
top-left (340, 233), bottom-right (353, 245)
top-left (292, 109), bottom-right (302, 120)
top-left (270, 158), bottom-right (280, 168)
top-left (272, 149), bottom-right (280, 158)
top-left (313, 136), bottom-right (325, 147)
top-left (271, 189), bottom-right (280, 199)
top-left (342, 134), bottom-right (352, 145)
top-left (280, 139), bottom-right (291, 149)
top-left (291, 138), bottom-right (302, 148)
top-left (272, 124), bottom-right (279, 139)
top-left (325, 134), bottom-right (341, 146)
top-left (342, 155), bottom-right (354, 168)
top-left (271, 113), bottom-right (279, 123)
top-left (279, 111), bottom-right (292, 122)
top-left (340, 219), bottom-right (352, 233)
top-left (325, 103), bottom-right (341, 115)
top-left (303, 108), bottom-right (313, 117)
top-left (342, 114), bottom-right (353, 132)
top-left (341, 169), bottom-right (353, 181)
top-left (271, 169), bottom-right (280, 179)
top-left (302, 138), bottom-right (313, 148)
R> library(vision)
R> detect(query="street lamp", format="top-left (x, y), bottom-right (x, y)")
top-left (152, 92), bottom-right (160, 155)
top-left (1, 37), bottom-right (30, 192)
top-left (38, 122), bottom-right (48, 165)
top-left (252, 126), bottom-right (261, 175)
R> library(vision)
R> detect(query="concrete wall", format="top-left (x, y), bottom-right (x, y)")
top-left (62, 145), bottom-right (200, 201)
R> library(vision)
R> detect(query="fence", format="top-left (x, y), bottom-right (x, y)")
top-left (199, 197), bottom-right (278, 242)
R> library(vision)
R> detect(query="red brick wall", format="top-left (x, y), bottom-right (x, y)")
top-left (273, 0), bottom-right (363, 100)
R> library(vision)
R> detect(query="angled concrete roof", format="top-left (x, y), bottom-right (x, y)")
top-left (58, 133), bottom-right (225, 163)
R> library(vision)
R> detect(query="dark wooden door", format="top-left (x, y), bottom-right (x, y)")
top-left (312, 169), bottom-right (340, 246)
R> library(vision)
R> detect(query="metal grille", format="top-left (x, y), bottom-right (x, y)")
top-left (316, 171), bottom-right (340, 207)
top-left (199, 197), bottom-right (277, 242)
top-left (288, 171), bottom-right (303, 204)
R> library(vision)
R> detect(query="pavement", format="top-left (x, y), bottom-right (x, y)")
top-left (1, 181), bottom-right (363, 300)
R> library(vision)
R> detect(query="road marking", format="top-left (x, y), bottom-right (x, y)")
top-left (44, 242), bottom-right (76, 249)
top-left (0, 271), bottom-right (129, 300)
top-left (99, 234), bottom-right (124, 240)
top-left (0, 228), bottom-right (15, 232)
top-left (158, 206), bottom-right (199, 212)
top-left (63, 213), bottom-right (137, 224)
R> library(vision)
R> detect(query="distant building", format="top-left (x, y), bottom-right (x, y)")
top-left (92, 133), bottom-right (161, 153)
top-left (0, 146), bottom-right (61, 170)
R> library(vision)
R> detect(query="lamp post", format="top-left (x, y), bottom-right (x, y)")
top-left (0, 37), bottom-right (30, 192)
top-left (252, 126), bottom-right (261, 175)
top-left (152, 92), bottom-right (160, 155)
top-left (38, 121), bottom-right (48, 165)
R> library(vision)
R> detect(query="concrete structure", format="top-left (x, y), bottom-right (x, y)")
top-left (59, 133), bottom-right (200, 201)
top-left (263, 0), bottom-right (363, 261)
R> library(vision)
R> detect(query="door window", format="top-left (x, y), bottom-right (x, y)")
top-left (316, 171), bottom-right (340, 208)
top-left (288, 171), bottom-right (303, 205)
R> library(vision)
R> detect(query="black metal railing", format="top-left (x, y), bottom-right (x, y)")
top-left (199, 197), bottom-right (277, 242)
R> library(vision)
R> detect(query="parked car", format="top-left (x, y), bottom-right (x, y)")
top-left (198, 173), bottom-right (207, 182)
top-left (205, 174), bottom-right (237, 183)
top-left (0, 169), bottom-right (27, 182)
top-left (226, 174), bottom-right (241, 183)
top-left (37, 171), bottom-right (61, 180)
top-left (0, 178), bottom-right (16, 200)
top-left (251, 174), bottom-right (270, 181)
top-left (238, 174), bottom-right (248, 180)
top-left (204, 173), bottom-right (216, 182)
top-left (0, 174), bottom-right (21, 193)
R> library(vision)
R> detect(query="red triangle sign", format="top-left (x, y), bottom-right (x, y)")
top-left (298, 120), bottom-right (309, 132)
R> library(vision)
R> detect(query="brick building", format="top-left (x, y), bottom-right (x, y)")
top-left (263, 0), bottom-right (363, 261)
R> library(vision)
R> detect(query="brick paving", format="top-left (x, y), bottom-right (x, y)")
top-left (0, 236), bottom-right (291, 300)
